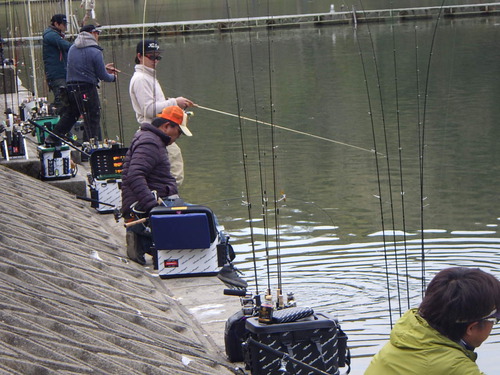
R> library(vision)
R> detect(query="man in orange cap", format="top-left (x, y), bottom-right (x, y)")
top-left (121, 105), bottom-right (191, 265)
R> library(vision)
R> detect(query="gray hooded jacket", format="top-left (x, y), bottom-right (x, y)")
top-left (66, 31), bottom-right (115, 85)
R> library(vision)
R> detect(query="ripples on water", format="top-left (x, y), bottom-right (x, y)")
top-left (222, 203), bottom-right (500, 374)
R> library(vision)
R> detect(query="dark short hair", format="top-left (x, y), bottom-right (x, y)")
top-left (419, 267), bottom-right (500, 341)
top-left (151, 117), bottom-right (168, 128)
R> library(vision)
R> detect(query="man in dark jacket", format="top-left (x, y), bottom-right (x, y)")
top-left (121, 105), bottom-right (191, 265)
top-left (42, 14), bottom-right (72, 114)
top-left (45, 24), bottom-right (118, 146)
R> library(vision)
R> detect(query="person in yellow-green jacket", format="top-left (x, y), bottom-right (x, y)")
top-left (365, 267), bottom-right (500, 375)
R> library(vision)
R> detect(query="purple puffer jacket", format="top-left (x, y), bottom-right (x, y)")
top-left (121, 123), bottom-right (178, 218)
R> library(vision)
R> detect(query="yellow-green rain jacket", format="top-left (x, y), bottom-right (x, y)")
top-left (365, 309), bottom-right (484, 375)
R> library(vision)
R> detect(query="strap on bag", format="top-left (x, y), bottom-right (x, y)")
top-left (246, 337), bottom-right (331, 375)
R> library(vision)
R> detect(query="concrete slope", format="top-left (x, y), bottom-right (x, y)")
top-left (0, 164), bottom-right (235, 374)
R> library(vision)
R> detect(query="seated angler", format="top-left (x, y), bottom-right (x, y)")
top-left (120, 105), bottom-right (247, 288)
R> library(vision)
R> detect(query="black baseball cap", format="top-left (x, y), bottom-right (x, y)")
top-left (51, 14), bottom-right (67, 25)
top-left (136, 40), bottom-right (162, 55)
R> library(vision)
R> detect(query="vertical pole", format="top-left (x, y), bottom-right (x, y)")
top-left (27, 0), bottom-right (38, 97)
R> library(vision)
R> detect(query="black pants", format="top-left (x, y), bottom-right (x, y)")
top-left (52, 83), bottom-right (102, 142)
top-left (47, 78), bottom-right (66, 115)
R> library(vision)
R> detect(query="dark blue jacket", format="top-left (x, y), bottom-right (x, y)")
top-left (42, 26), bottom-right (72, 81)
top-left (121, 123), bottom-right (178, 218)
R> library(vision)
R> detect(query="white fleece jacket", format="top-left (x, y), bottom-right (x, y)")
top-left (129, 64), bottom-right (184, 186)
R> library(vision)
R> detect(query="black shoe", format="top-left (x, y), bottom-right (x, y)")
top-left (44, 135), bottom-right (62, 147)
top-left (217, 264), bottom-right (248, 289)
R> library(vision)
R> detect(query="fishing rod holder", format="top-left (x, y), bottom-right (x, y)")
top-left (1, 111), bottom-right (28, 161)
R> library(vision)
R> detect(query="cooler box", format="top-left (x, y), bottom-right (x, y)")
top-left (244, 313), bottom-right (349, 375)
top-left (38, 145), bottom-right (72, 180)
top-left (33, 116), bottom-right (59, 144)
top-left (90, 178), bottom-right (122, 214)
top-left (88, 146), bottom-right (127, 213)
top-left (150, 205), bottom-right (223, 278)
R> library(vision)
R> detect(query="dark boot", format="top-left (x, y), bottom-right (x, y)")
top-left (126, 231), bottom-right (146, 266)
top-left (217, 264), bottom-right (247, 289)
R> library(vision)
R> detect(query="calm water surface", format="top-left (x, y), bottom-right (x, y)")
top-left (108, 17), bottom-right (500, 374)
top-left (4, 2), bottom-right (500, 374)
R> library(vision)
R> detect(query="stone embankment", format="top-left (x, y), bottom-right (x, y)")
top-left (0, 159), bottom-right (244, 373)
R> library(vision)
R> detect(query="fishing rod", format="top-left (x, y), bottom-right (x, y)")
top-left (118, 65), bottom-right (379, 156)
top-left (225, 0), bottom-right (261, 296)
top-left (0, 31), bottom-right (8, 112)
top-left (28, 119), bottom-right (91, 157)
top-left (389, 1), bottom-right (411, 310)
top-left (358, 0), bottom-right (403, 319)
top-left (264, 0), bottom-right (284, 296)
top-left (103, 0), bottom-right (125, 144)
top-left (417, 0), bottom-right (447, 296)
top-left (354, 6), bottom-right (394, 327)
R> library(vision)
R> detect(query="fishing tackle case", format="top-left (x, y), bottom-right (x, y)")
top-left (88, 146), bottom-right (127, 213)
top-left (243, 312), bottom-right (349, 375)
top-left (32, 116), bottom-right (58, 144)
top-left (38, 145), bottom-right (73, 180)
top-left (149, 205), bottom-right (228, 279)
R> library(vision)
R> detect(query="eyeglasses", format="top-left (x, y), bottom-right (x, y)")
top-left (456, 308), bottom-right (500, 324)
top-left (483, 317), bottom-right (500, 324)
top-left (145, 54), bottom-right (162, 61)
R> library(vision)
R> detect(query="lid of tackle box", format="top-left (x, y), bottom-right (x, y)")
top-left (89, 145), bottom-right (128, 180)
top-left (37, 144), bottom-right (70, 152)
top-left (245, 312), bottom-right (337, 334)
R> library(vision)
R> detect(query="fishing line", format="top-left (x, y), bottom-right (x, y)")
top-left (195, 104), bottom-right (378, 154)
top-left (225, 0), bottom-right (261, 295)
top-left (353, 11), bottom-right (393, 328)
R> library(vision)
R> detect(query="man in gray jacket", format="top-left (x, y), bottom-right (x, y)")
top-left (45, 24), bottom-right (118, 146)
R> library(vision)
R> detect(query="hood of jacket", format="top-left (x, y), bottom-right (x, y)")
top-left (74, 31), bottom-right (102, 50)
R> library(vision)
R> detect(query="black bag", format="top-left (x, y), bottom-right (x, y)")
top-left (243, 313), bottom-right (349, 375)
top-left (224, 309), bottom-right (249, 362)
